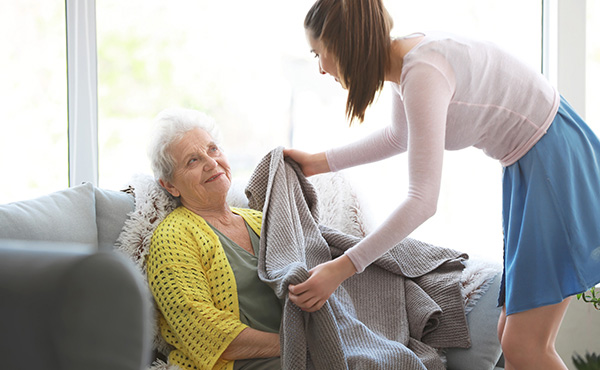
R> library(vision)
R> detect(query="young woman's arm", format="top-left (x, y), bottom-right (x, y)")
top-left (344, 61), bottom-right (453, 272)
top-left (288, 61), bottom-right (454, 311)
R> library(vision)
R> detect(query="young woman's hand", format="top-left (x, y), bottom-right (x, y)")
top-left (283, 148), bottom-right (331, 177)
top-left (288, 255), bottom-right (357, 312)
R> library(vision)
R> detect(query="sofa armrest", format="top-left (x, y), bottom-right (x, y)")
top-left (0, 240), bottom-right (152, 370)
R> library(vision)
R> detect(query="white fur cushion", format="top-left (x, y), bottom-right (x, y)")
top-left (310, 172), bottom-right (373, 238)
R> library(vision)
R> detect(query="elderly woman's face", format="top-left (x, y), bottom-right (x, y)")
top-left (162, 128), bottom-right (232, 208)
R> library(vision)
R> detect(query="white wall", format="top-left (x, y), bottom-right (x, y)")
top-left (549, 2), bottom-right (599, 367)
top-left (556, 297), bottom-right (600, 369)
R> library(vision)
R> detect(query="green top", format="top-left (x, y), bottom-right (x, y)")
top-left (208, 221), bottom-right (282, 333)
top-left (209, 222), bottom-right (282, 370)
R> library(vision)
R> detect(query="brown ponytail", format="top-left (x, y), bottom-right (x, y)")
top-left (305, 0), bottom-right (393, 123)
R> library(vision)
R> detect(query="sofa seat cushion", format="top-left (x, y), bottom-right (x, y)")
top-left (0, 182), bottom-right (97, 246)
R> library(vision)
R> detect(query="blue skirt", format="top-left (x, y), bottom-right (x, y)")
top-left (499, 96), bottom-right (600, 315)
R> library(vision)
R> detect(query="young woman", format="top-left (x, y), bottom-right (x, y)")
top-left (284, 0), bottom-right (600, 369)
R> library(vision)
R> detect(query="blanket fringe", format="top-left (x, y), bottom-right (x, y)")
top-left (148, 358), bottom-right (182, 370)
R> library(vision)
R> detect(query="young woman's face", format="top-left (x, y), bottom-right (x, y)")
top-left (306, 31), bottom-right (341, 84)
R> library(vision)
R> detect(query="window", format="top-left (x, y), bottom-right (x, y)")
top-left (93, 0), bottom-right (542, 262)
top-left (95, 0), bottom-right (305, 189)
top-left (0, 2), bottom-right (68, 203)
top-left (4, 1), bottom-right (591, 265)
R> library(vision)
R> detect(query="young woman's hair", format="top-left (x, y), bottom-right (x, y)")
top-left (305, 0), bottom-right (393, 123)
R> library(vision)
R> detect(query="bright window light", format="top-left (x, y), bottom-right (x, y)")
top-left (2, 0), bottom-right (556, 264)
top-left (0, 2), bottom-right (68, 203)
top-left (94, 0), bottom-right (542, 262)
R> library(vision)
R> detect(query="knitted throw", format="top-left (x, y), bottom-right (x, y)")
top-left (245, 147), bottom-right (471, 370)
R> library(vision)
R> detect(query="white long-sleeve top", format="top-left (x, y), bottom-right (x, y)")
top-left (327, 32), bottom-right (559, 272)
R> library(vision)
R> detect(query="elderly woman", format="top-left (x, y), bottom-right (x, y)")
top-left (146, 108), bottom-right (282, 370)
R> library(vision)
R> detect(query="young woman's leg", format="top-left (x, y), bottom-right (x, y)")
top-left (500, 297), bottom-right (571, 370)
top-left (497, 305), bottom-right (507, 344)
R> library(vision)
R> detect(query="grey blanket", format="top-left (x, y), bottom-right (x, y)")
top-left (245, 147), bottom-right (471, 370)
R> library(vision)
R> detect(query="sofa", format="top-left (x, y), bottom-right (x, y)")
top-left (0, 183), bottom-right (151, 370)
top-left (0, 175), bottom-right (505, 370)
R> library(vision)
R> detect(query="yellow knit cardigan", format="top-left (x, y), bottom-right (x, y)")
top-left (147, 206), bottom-right (263, 370)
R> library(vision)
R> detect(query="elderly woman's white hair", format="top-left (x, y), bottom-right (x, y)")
top-left (148, 108), bottom-right (222, 182)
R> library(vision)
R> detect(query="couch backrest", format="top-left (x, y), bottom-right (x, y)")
top-left (94, 187), bottom-right (135, 251)
top-left (0, 183), bottom-right (135, 251)
top-left (0, 183), bottom-right (99, 247)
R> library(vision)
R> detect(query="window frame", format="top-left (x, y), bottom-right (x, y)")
top-left (66, 0), bottom-right (98, 186)
top-left (543, 0), bottom-right (587, 118)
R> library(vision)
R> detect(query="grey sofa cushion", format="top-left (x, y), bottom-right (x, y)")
top-left (445, 271), bottom-right (504, 370)
top-left (94, 187), bottom-right (134, 251)
top-left (0, 240), bottom-right (152, 370)
top-left (0, 183), bottom-right (97, 246)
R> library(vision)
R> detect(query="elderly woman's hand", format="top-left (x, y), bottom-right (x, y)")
top-left (288, 255), bottom-right (357, 312)
top-left (283, 148), bottom-right (331, 177)
top-left (220, 328), bottom-right (280, 360)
